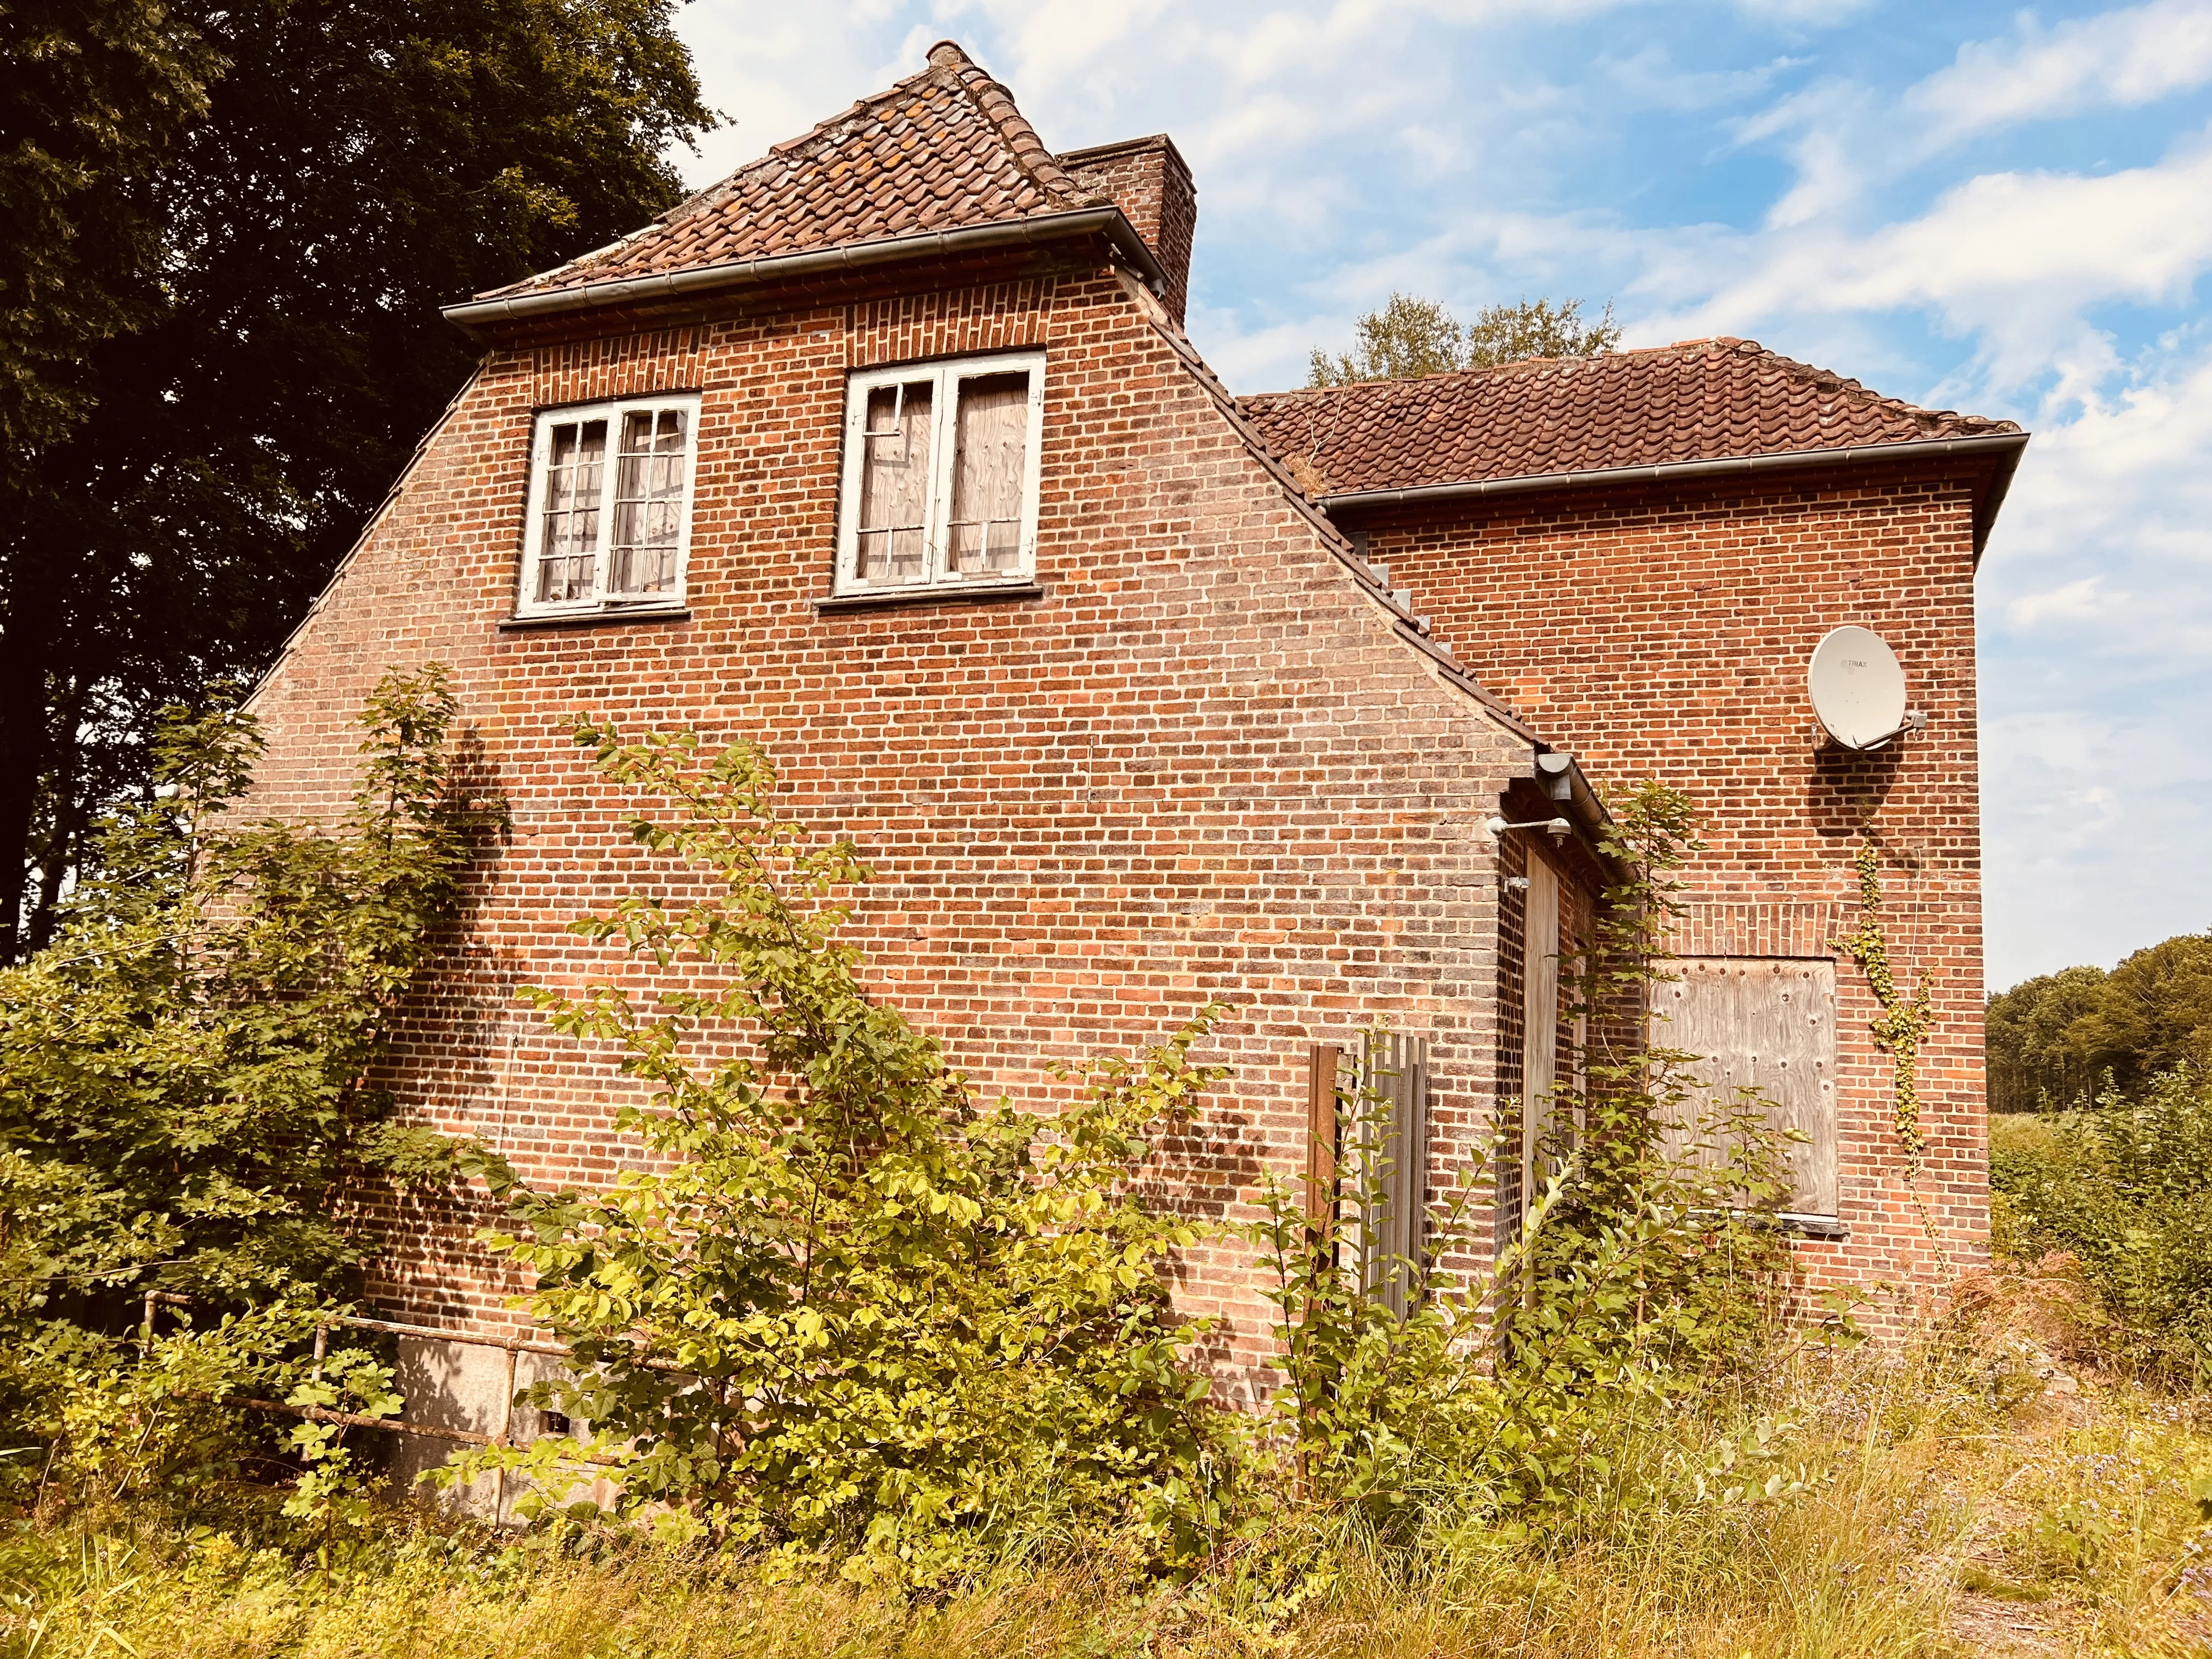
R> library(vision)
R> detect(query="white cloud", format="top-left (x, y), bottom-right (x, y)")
top-left (1906, 0), bottom-right (2212, 146)
top-left (1598, 43), bottom-right (1803, 112)
top-left (1629, 125), bottom-right (2212, 390)
top-left (671, 3), bottom-right (918, 186)
top-left (2006, 578), bottom-right (2109, 628)
top-left (1976, 328), bottom-right (2212, 983)
top-left (1981, 699), bottom-right (2212, 985)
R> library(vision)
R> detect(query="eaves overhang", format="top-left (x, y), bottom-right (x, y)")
top-left (1318, 430), bottom-right (2031, 562)
top-left (1524, 749), bottom-right (1625, 882)
top-left (441, 206), bottom-right (1169, 341)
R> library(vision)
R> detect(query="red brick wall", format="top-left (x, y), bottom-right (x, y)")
top-left (1058, 138), bottom-right (1197, 326)
top-left (1350, 465), bottom-right (1990, 1299)
top-left (244, 258), bottom-right (1541, 1385)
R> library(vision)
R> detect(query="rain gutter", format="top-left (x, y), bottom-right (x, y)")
top-left (441, 207), bottom-right (1166, 340)
top-left (1318, 430), bottom-right (2031, 560)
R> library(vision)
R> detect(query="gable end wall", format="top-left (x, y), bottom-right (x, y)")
top-left (244, 265), bottom-right (1543, 1384)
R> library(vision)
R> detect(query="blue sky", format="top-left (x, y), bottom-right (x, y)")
top-left (670, 0), bottom-right (2212, 991)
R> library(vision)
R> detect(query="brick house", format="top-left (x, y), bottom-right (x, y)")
top-left (243, 40), bottom-right (2024, 1430)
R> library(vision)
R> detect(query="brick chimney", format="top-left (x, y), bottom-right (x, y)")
top-left (1056, 135), bottom-right (1197, 326)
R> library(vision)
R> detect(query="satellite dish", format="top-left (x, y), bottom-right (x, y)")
top-left (1808, 625), bottom-right (1907, 749)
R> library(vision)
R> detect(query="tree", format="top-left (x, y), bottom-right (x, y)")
top-left (0, 665), bottom-right (472, 1317)
top-left (0, 0), bottom-right (221, 970)
top-left (0, 667), bottom-right (480, 1485)
top-left (1464, 296), bottom-right (1622, 369)
top-left (0, 0), bottom-right (714, 961)
top-left (1984, 934), bottom-right (2212, 1111)
top-left (1986, 964), bottom-right (2111, 1113)
top-left (0, 0), bottom-right (215, 457)
top-left (2083, 934), bottom-right (2212, 1089)
top-left (1307, 292), bottom-right (1621, 387)
top-left (0, 668), bottom-right (482, 1495)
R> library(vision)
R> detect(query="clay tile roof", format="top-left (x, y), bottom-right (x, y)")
top-left (1235, 338), bottom-right (2024, 496)
top-left (477, 41), bottom-right (1102, 301)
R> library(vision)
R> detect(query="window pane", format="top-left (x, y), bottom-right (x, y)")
top-left (608, 407), bottom-right (687, 596)
top-left (535, 419), bottom-right (606, 603)
top-left (947, 372), bottom-right (1028, 577)
top-left (856, 380), bottom-right (932, 585)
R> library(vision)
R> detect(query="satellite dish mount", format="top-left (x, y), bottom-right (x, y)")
top-left (1807, 625), bottom-right (1911, 751)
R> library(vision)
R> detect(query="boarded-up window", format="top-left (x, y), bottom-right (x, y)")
top-left (837, 353), bottom-right (1044, 595)
top-left (1521, 854), bottom-right (1562, 1207)
top-left (1355, 1032), bottom-right (1429, 1317)
top-left (1307, 1033), bottom-right (1431, 1319)
top-left (1653, 957), bottom-right (1838, 1218)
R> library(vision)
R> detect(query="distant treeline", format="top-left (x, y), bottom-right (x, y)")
top-left (1986, 933), bottom-right (2212, 1112)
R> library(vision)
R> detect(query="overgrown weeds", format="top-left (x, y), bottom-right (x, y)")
top-left (8, 1324), bottom-right (2208, 1657)
top-left (15, 697), bottom-right (2210, 1656)
top-left (433, 732), bottom-right (1822, 1587)
top-left (1991, 1073), bottom-right (2212, 1384)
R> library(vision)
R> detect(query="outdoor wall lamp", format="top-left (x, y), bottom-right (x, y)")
top-left (1484, 816), bottom-right (1572, 842)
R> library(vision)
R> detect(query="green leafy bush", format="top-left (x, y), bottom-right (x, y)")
top-left (447, 725), bottom-right (1231, 1582)
top-left (0, 665), bottom-right (481, 1504)
top-left (1991, 1068), bottom-right (2212, 1383)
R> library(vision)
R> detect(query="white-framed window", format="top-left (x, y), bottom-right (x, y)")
top-left (833, 352), bottom-right (1045, 596)
top-left (515, 392), bottom-right (702, 618)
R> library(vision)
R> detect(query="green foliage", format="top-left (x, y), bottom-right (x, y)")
top-left (18, 1351), bottom-right (2212, 1659)
top-left (446, 724), bottom-right (1231, 1583)
top-left (407, 735), bottom-right (1824, 1591)
top-left (1986, 933), bottom-right (2212, 1112)
top-left (1308, 293), bottom-right (1469, 384)
top-left (1254, 782), bottom-right (1812, 1546)
top-left (1463, 296), bottom-right (1624, 369)
top-left (9, 1297), bottom-right (321, 1510)
top-left (1991, 1068), bottom-right (2212, 1384)
top-left (1986, 964), bottom-right (2111, 1114)
top-left (1835, 833), bottom-right (1935, 1180)
top-left (0, 0), bottom-right (715, 960)
top-left (1519, 781), bottom-right (1806, 1378)
top-left (281, 1346), bottom-right (405, 1579)
top-left (0, 0), bottom-right (216, 456)
top-left (0, 664), bottom-right (480, 1497)
top-left (1307, 292), bottom-right (1621, 385)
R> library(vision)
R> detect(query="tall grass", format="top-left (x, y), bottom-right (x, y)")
top-left (1991, 1070), bottom-right (2212, 1384)
top-left (11, 1323), bottom-right (2207, 1659)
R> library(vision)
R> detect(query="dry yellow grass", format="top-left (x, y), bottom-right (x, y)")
top-left (8, 1312), bottom-right (2210, 1658)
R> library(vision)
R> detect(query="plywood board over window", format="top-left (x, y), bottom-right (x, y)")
top-left (1304, 1034), bottom-right (1430, 1319)
top-left (1521, 853), bottom-right (1563, 1206)
top-left (1654, 957), bottom-right (1839, 1221)
top-left (1357, 1031), bottom-right (1430, 1318)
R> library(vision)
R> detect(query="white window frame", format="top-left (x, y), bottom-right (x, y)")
top-left (833, 351), bottom-right (1046, 597)
top-left (515, 392), bottom-right (702, 619)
